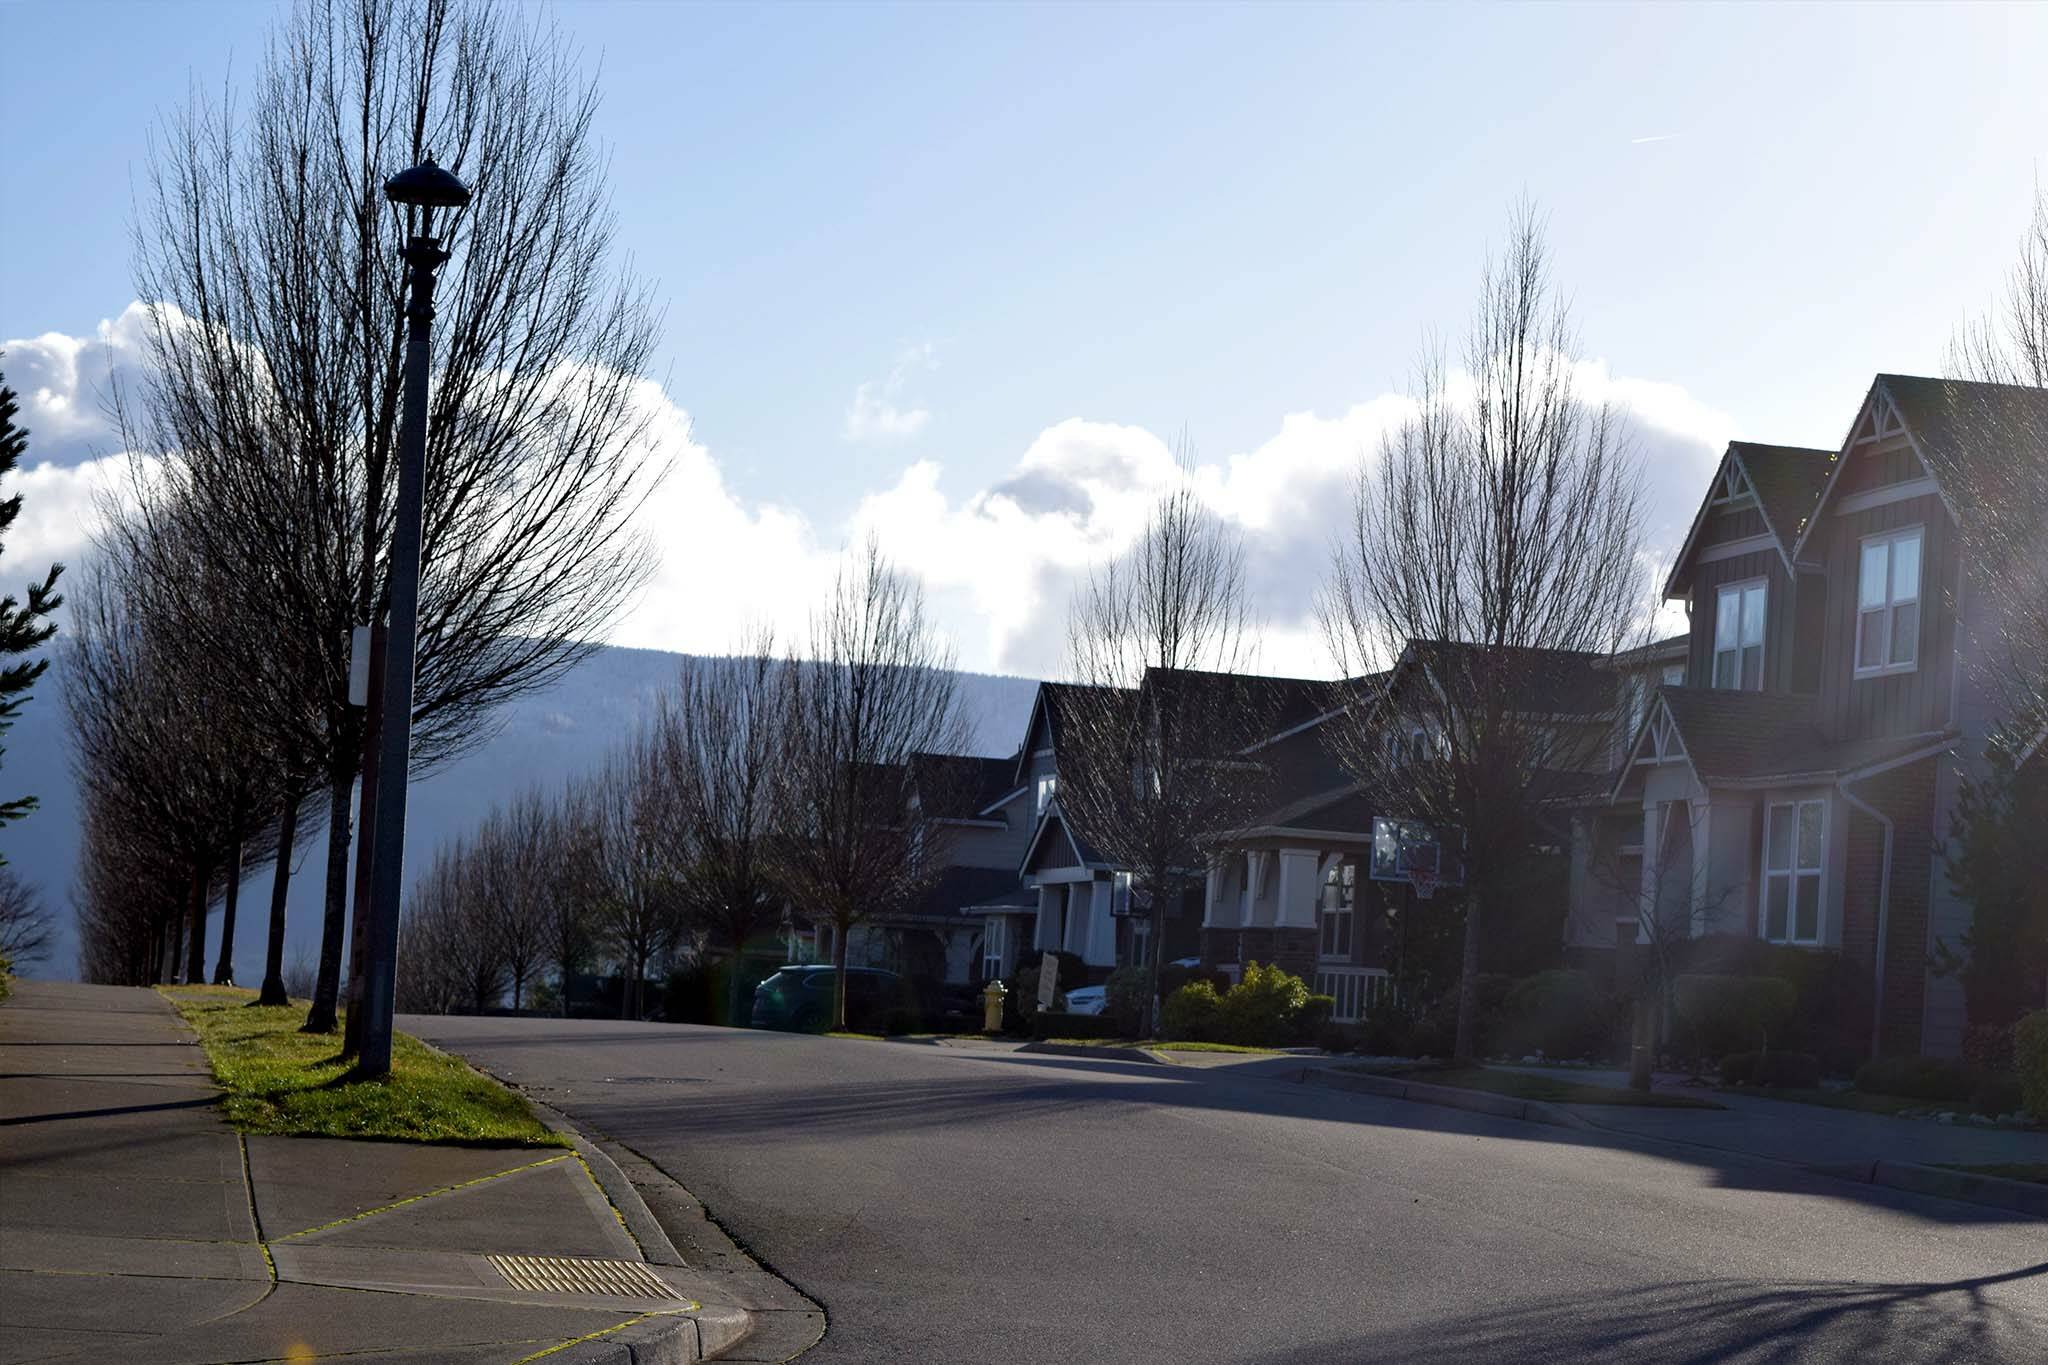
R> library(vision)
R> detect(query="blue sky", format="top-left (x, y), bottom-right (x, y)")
top-left (4, 1), bottom-right (2046, 675)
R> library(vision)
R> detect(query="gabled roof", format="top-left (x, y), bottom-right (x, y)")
top-left (1394, 640), bottom-right (1611, 718)
top-left (901, 865), bottom-right (1031, 922)
top-left (1664, 442), bottom-right (1833, 598)
top-left (1011, 681), bottom-right (1130, 786)
top-left (1018, 801), bottom-right (1109, 877)
top-left (1613, 685), bottom-right (1956, 794)
top-left (907, 752), bottom-right (1016, 820)
top-left (1139, 666), bottom-right (1335, 752)
top-left (1793, 374), bottom-right (2048, 561)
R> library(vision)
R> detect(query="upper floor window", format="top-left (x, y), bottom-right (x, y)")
top-left (1662, 663), bottom-right (1685, 686)
top-left (1856, 527), bottom-right (1922, 675)
top-left (1036, 773), bottom-right (1058, 813)
top-left (1761, 798), bottom-right (1825, 945)
top-left (1319, 861), bottom-right (1355, 960)
top-left (1713, 581), bottom-right (1767, 691)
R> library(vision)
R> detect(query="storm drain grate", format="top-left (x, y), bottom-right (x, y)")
top-left (486, 1253), bottom-right (676, 1299)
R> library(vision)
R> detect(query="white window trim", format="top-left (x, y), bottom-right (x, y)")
top-left (1318, 861), bottom-right (1356, 963)
top-left (1853, 525), bottom-right (1924, 679)
top-left (1758, 798), bottom-right (1827, 947)
top-left (982, 916), bottom-right (1007, 980)
top-left (1035, 773), bottom-right (1058, 814)
top-left (1713, 578), bottom-right (1768, 692)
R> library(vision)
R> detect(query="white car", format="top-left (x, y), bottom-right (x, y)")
top-left (1062, 985), bottom-right (1108, 1016)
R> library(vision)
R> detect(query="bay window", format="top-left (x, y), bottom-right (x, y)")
top-left (1761, 798), bottom-right (1826, 945)
top-left (1713, 581), bottom-right (1767, 691)
top-left (1856, 527), bottom-right (1922, 674)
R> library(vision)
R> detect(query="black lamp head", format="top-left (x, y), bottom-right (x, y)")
top-left (384, 157), bottom-right (472, 211)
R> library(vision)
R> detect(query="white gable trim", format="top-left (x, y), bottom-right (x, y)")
top-left (1606, 692), bottom-right (1697, 804)
top-left (1662, 446), bottom-right (1798, 600)
top-left (1792, 379), bottom-right (1959, 563)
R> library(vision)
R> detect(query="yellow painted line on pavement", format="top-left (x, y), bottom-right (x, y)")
top-left (274, 1153), bottom-right (573, 1240)
top-left (511, 1308), bottom-right (693, 1364)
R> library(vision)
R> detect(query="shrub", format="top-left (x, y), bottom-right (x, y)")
top-left (1316, 1021), bottom-right (1359, 1054)
top-left (1104, 966), bottom-right (1154, 1037)
top-left (1672, 935), bottom-right (1871, 1072)
top-left (2017, 1011), bottom-right (2048, 1119)
top-left (1160, 959), bottom-right (1225, 1001)
top-left (1855, 1055), bottom-right (1976, 1103)
top-left (0, 951), bottom-right (11, 1005)
top-left (1498, 970), bottom-right (1613, 1060)
top-left (881, 1006), bottom-right (922, 1036)
top-left (1721, 1050), bottom-right (1821, 1088)
top-left (1358, 996), bottom-right (1418, 1056)
top-left (1971, 1073), bottom-right (2024, 1118)
top-left (1962, 1021), bottom-right (2018, 1074)
top-left (1030, 1010), bottom-right (1124, 1041)
top-left (1162, 980), bottom-right (1224, 1042)
top-left (1672, 974), bottom-right (1795, 1061)
top-left (1416, 973), bottom-right (1515, 1057)
top-left (1294, 994), bottom-right (1336, 1044)
top-left (1219, 961), bottom-right (1309, 1047)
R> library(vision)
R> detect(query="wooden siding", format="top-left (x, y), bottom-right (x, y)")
top-left (1686, 547), bottom-right (1803, 693)
top-left (1835, 432), bottom-right (1922, 496)
top-left (1812, 492), bottom-right (1956, 742)
top-left (1701, 504), bottom-right (1765, 545)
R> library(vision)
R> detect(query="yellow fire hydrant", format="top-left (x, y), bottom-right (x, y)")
top-left (981, 979), bottom-right (1008, 1033)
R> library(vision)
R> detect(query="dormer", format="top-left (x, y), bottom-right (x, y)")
top-left (1664, 441), bottom-right (1834, 696)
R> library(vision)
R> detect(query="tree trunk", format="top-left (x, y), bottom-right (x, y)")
top-left (727, 929), bottom-right (749, 1027)
top-left (302, 770), bottom-right (354, 1033)
top-left (1452, 892), bottom-right (1483, 1064)
top-left (511, 972), bottom-right (524, 1013)
top-left (258, 794), bottom-right (299, 1005)
top-left (184, 867), bottom-right (209, 984)
top-left (212, 839), bottom-right (244, 985)
top-left (831, 920), bottom-right (851, 1030)
top-left (1629, 993), bottom-right (1654, 1091)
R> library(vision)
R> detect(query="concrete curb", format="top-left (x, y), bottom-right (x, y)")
top-left (1299, 1066), bottom-right (1596, 1130)
top-left (1808, 1159), bottom-right (2048, 1219)
top-left (1018, 1041), bottom-right (1167, 1066)
top-left (532, 1100), bottom-right (688, 1267)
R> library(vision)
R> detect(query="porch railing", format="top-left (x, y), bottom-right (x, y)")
top-left (1316, 965), bottom-right (1393, 1024)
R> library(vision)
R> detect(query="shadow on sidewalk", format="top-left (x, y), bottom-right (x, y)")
top-left (1240, 1261), bottom-right (2048, 1363)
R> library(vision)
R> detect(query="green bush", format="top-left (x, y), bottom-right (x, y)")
top-left (1162, 980), bottom-right (1224, 1042)
top-left (1720, 1050), bottom-right (1821, 1088)
top-left (1673, 936), bottom-right (1871, 1073)
top-left (1294, 994), bottom-right (1336, 1044)
top-left (1104, 966), bottom-right (1154, 1037)
top-left (1316, 1021), bottom-right (1359, 1054)
top-left (1219, 961), bottom-right (1309, 1046)
top-left (881, 1006), bottom-right (921, 1036)
top-left (1855, 1055), bottom-right (1976, 1103)
top-left (0, 951), bottom-right (11, 1005)
top-left (1416, 973), bottom-right (1515, 1057)
top-left (1358, 996), bottom-right (1418, 1056)
top-left (2017, 1011), bottom-right (2048, 1119)
top-left (1673, 974), bottom-right (1795, 1060)
top-left (1498, 970), bottom-right (1613, 1060)
top-left (1972, 1073), bottom-right (2025, 1118)
top-left (1030, 1010), bottom-right (1124, 1041)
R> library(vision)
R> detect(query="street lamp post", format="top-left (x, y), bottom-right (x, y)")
top-left (357, 156), bottom-right (471, 1079)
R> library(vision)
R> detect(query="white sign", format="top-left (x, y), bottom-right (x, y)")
top-left (347, 624), bottom-right (372, 708)
top-left (1037, 954), bottom-right (1059, 1011)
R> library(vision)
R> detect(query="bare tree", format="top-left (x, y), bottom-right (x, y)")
top-left (473, 790), bottom-right (551, 1011)
top-left (1320, 203), bottom-right (1649, 1063)
top-left (773, 541), bottom-right (970, 1030)
top-left (0, 364), bottom-right (65, 834)
top-left (574, 729), bottom-right (684, 1020)
top-left (1058, 474), bottom-right (1272, 1027)
top-left (539, 790), bottom-right (596, 1015)
top-left (1950, 182), bottom-right (2048, 389)
top-left (656, 639), bottom-right (786, 1025)
top-left (124, 0), bottom-right (663, 1033)
top-left (0, 867), bottom-right (53, 971)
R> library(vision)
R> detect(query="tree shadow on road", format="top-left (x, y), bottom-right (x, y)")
top-left (1240, 1261), bottom-right (2048, 1363)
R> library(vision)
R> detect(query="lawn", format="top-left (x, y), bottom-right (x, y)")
top-left (1718, 1085), bottom-right (1929, 1117)
top-left (160, 985), bottom-right (562, 1146)
top-left (1354, 1063), bottom-right (1726, 1110)
top-left (1040, 1037), bottom-right (1282, 1054)
top-left (1941, 1163), bottom-right (2048, 1186)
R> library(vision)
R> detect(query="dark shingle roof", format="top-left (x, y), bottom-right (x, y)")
top-left (1732, 442), bottom-right (1835, 551)
top-left (1653, 686), bottom-right (1954, 785)
top-left (903, 866), bottom-right (1033, 921)
top-left (1874, 373), bottom-right (2048, 517)
top-left (908, 752), bottom-right (1017, 818)
top-left (1401, 641), bottom-right (1611, 717)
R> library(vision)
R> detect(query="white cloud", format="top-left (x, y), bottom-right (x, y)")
top-left (8, 309), bottom-right (1735, 689)
top-left (841, 343), bottom-right (935, 443)
top-left (2, 303), bottom-right (156, 465)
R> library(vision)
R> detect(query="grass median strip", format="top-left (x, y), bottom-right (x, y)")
top-left (160, 985), bottom-right (563, 1146)
top-left (1939, 1162), bottom-right (2048, 1186)
top-left (1350, 1063), bottom-right (1726, 1110)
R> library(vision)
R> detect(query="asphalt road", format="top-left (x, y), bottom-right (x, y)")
top-left (407, 1016), bottom-right (2048, 1364)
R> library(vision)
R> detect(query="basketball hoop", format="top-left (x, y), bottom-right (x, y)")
top-left (1400, 843), bottom-right (1441, 901)
top-left (1406, 869), bottom-right (1440, 901)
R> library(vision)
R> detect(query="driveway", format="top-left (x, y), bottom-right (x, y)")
top-left (408, 1015), bottom-right (2048, 1364)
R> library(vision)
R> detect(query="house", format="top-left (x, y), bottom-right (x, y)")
top-left (1199, 643), bottom-right (1613, 1024)
top-left (1581, 375), bottom-right (2048, 1057)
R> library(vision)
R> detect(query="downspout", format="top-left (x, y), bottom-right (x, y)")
top-left (1837, 778), bottom-right (1892, 1060)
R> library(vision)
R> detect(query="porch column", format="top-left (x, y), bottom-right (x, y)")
top-left (1062, 885), bottom-right (1089, 955)
top-left (1275, 848), bottom-right (1320, 930)
top-left (1083, 879), bottom-right (1117, 967)
top-left (1636, 804), bottom-right (1658, 945)
top-left (1243, 851), bottom-right (1273, 927)
top-left (1203, 861), bottom-right (1232, 928)
top-left (1035, 884), bottom-right (1062, 950)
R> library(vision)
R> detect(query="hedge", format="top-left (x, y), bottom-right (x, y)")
top-left (1673, 974), bottom-right (1795, 1059)
top-left (1719, 1050), bottom-right (1821, 1088)
top-left (1854, 1055), bottom-right (1976, 1103)
top-left (2018, 1011), bottom-right (2048, 1119)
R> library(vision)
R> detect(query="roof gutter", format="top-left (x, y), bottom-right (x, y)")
top-left (1835, 777), bottom-right (1893, 1061)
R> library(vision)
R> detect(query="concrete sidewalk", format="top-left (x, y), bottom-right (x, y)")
top-left (0, 981), bottom-right (819, 1364)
